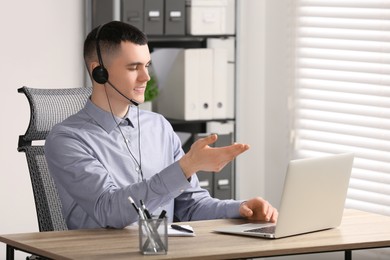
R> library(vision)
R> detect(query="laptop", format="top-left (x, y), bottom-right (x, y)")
top-left (214, 153), bottom-right (354, 239)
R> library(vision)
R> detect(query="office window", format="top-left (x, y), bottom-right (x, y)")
top-left (293, 0), bottom-right (390, 216)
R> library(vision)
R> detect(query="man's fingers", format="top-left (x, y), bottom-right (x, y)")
top-left (211, 144), bottom-right (250, 172)
top-left (183, 134), bottom-right (250, 175)
top-left (240, 202), bottom-right (253, 217)
top-left (262, 201), bottom-right (278, 223)
top-left (270, 210), bottom-right (278, 223)
top-left (215, 143), bottom-right (250, 158)
top-left (263, 202), bottom-right (272, 221)
top-left (194, 134), bottom-right (218, 148)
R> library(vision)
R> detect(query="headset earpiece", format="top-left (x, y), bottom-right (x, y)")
top-left (92, 65), bottom-right (109, 84)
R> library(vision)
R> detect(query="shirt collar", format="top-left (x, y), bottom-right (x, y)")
top-left (84, 98), bottom-right (135, 133)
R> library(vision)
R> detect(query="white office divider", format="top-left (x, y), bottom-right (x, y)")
top-left (152, 48), bottom-right (230, 120)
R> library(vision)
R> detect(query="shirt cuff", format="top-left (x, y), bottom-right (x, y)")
top-left (225, 200), bottom-right (244, 219)
top-left (160, 161), bottom-right (192, 196)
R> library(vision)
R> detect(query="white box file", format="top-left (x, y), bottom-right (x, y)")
top-left (186, 0), bottom-right (228, 35)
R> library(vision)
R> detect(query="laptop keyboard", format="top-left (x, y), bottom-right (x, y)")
top-left (244, 225), bottom-right (276, 234)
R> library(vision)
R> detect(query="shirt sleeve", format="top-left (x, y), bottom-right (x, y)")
top-left (45, 125), bottom-right (192, 229)
top-left (173, 173), bottom-right (243, 221)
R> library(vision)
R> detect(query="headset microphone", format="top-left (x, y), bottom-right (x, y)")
top-left (92, 24), bottom-right (139, 107)
top-left (94, 22), bottom-right (144, 181)
top-left (106, 80), bottom-right (140, 107)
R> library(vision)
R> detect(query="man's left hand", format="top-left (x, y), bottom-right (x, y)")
top-left (239, 197), bottom-right (278, 222)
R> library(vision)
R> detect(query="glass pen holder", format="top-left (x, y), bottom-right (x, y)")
top-left (139, 216), bottom-right (168, 255)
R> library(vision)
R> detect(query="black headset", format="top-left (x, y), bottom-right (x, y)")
top-left (91, 23), bottom-right (140, 107)
top-left (92, 24), bottom-right (109, 84)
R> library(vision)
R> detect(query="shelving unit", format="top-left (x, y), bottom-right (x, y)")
top-left (88, 0), bottom-right (237, 199)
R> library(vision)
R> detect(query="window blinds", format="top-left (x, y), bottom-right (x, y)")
top-left (294, 0), bottom-right (390, 216)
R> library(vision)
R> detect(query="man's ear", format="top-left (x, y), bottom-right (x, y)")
top-left (90, 61), bottom-right (100, 74)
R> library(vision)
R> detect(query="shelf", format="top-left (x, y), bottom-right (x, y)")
top-left (168, 118), bottom-right (234, 124)
top-left (148, 35), bottom-right (235, 41)
top-left (148, 35), bottom-right (235, 50)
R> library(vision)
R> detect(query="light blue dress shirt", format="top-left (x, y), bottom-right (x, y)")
top-left (45, 99), bottom-right (241, 229)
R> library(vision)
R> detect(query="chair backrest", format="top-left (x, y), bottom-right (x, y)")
top-left (18, 86), bottom-right (92, 232)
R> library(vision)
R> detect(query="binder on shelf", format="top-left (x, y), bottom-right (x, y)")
top-left (152, 48), bottom-right (230, 120)
top-left (144, 0), bottom-right (164, 35)
top-left (165, 0), bottom-right (186, 35)
top-left (207, 37), bottom-right (235, 119)
top-left (206, 121), bottom-right (235, 135)
top-left (121, 0), bottom-right (144, 31)
top-left (206, 37), bottom-right (235, 62)
top-left (212, 48), bottom-right (229, 119)
top-left (196, 49), bottom-right (214, 120)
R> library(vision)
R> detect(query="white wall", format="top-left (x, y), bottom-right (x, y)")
top-left (0, 1), bottom-right (85, 259)
top-left (236, 0), bottom-right (291, 206)
top-left (235, 0), bottom-right (267, 200)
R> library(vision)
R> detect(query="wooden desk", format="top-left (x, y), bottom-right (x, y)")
top-left (1, 209), bottom-right (390, 260)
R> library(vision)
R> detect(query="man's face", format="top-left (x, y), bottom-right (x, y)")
top-left (104, 41), bottom-right (151, 104)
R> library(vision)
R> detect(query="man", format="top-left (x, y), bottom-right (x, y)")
top-left (45, 21), bottom-right (278, 230)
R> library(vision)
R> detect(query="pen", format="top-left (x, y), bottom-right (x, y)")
top-left (155, 209), bottom-right (167, 230)
top-left (140, 199), bottom-right (152, 219)
top-left (158, 210), bottom-right (167, 219)
top-left (171, 224), bottom-right (193, 233)
top-left (128, 196), bottom-right (139, 215)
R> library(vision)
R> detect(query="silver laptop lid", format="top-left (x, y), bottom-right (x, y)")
top-left (274, 153), bottom-right (354, 238)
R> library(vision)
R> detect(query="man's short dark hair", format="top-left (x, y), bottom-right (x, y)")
top-left (84, 21), bottom-right (148, 65)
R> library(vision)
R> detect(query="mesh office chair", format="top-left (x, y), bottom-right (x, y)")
top-left (17, 86), bottom-right (92, 232)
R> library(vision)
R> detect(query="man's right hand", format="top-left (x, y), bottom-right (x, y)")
top-left (179, 134), bottom-right (250, 179)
